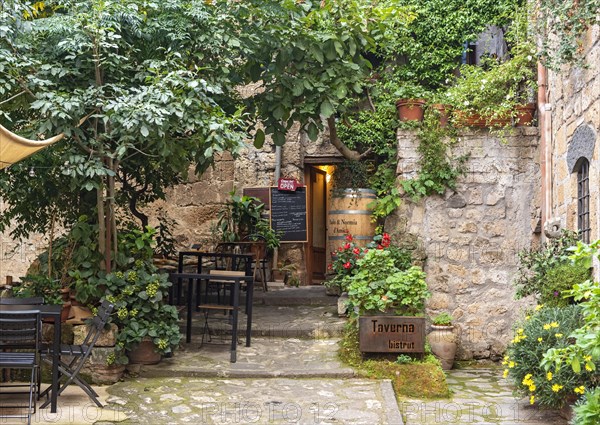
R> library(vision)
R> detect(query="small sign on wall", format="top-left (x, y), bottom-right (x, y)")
top-left (359, 316), bottom-right (425, 353)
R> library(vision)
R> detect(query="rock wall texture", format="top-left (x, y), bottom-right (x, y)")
top-left (547, 24), bottom-right (600, 239)
top-left (392, 128), bottom-right (541, 359)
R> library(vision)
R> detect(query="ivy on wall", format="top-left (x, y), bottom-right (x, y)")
top-left (535, 0), bottom-right (600, 70)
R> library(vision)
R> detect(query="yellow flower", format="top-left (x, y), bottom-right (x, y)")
top-left (529, 384), bottom-right (536, 392)
top-left (517, 328), bottom-right (524, 334)
top-left (552, 384), bottom-right (564, 393)
top-left (543, 324), bottom-right (551, 330)
top-left (585, 363), bottom-right (593, 372)
top-left (525, 315), bottom-right (531, 320)
top-left (535, 304), bottom-right (543, 311)
top-left (546, 372), bottom-right (553, 381)
top-left (574, 386), bottom-right (585, 395)
top-left (550, 322), bottom-right (559, 328)
top-left (503, 369), bottom-right (509, 378)
top-left (538, 337), bottom-right (543, 342)
top-left (555, 333), bottom-right (563, 338)
top-left (529, 395), bottom-right (535, 405)
top-left (522, 374), bottom-right (533, 386)
top-left (509, 361), bottom-right (515, 368)
top-left (584, 355), bottom-right (592, 362)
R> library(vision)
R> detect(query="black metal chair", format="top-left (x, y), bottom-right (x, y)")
top-left (39, 300), bottom-right (114, 408)
top-left (0, 310), bottom-right (42, 425)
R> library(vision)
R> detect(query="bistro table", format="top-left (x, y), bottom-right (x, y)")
top-left (170, 270), bottom-right (254, 362)
top-left (0, 304), bottom-right (61, 413)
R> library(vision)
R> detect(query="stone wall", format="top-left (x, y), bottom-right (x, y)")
top-left (547, 24), bottom-right (600, 238)
top-left (391, 128), bottom-right (540, 359)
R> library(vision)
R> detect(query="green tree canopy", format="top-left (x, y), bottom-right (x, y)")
top-left (0, 0), bottom-right (413, 268)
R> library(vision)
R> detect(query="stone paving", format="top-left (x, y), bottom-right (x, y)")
top-left (400, 368), bottom-right (568, 425)
top-left (1, 287), bottom-right (571, 424)
top-left (104, 377), bottom-right (401, 425)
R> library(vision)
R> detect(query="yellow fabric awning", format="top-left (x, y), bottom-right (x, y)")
top-left (0, 124), bottom-right (63, 169)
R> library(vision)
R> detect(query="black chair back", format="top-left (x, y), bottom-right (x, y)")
top-left (0, 297), bottom-right (44, 305)
top-left (0, 309), bottom-right (42, 351)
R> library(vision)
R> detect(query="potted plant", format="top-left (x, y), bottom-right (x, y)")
top-left (216, 190), bottom-right (280, 251)
top-left (394, 83), bottom-right (430, 122)
top-left (13, 274), bottom-right (72, 322)
top-left (428, 312), bottom-right (457, 370)
top-left (101, 227), bottom-right (182, 366)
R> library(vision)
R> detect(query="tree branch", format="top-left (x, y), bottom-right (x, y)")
top-left (327, 116), bottom-right (363, 161)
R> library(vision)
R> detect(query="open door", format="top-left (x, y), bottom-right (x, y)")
top-left (306, 166), bottom-right (327, 283)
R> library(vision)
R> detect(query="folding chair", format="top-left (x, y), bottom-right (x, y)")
top-left (39, 300), bottom-right (114, 408)
top-left (0, 310), bottom-right (42, 425)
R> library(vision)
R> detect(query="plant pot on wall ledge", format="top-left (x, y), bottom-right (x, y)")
top-left (515, 103), bottom-right (536, 127)
top-left (396, 98), bottom-right (426, 122)
top-left (429, 103), bottom-right (451, 127)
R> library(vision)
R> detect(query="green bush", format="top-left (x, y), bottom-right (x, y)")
top-left (344, 249), bottom-right (429, 315)
top-left (540, 262), bottom-right (591, 307)
top-left (513, 230), bottom-right (580, 300)
top-left (504, 305), bottom-right (596, 408)
top-left (573, 387), bottom-right (600, 425)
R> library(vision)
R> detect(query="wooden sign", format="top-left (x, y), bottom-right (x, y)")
top-left (243, 187), bottom-right (271, 210)
top-left (269, 186), bottom-right (307, 243)
top-left (359, 316), bottom-right (425, 353)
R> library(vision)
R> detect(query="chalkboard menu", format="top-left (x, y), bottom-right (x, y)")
top-left (270, 187), bottom-right (307, 242)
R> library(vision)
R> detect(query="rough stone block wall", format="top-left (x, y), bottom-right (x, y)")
top-left (391, 128), bottom-right (540, 359)
top-left (548, 24), bottom-right (600, 238)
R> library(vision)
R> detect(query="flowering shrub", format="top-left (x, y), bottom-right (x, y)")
top-left (326, 232), bottom-right (411, 292)
top-left (504, 304), bottom-right (597, 408)
top-left (103, 264), bottom-right (181, 365)
top-left (541, 241), bottom-right (600, 423)
top-left (327, 233), bottom-right (365, 286)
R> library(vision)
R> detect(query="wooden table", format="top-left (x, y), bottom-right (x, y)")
top-left (0, 304), bottom-right (61, 413)
top-left (169, 270), bottom-right (254, 363)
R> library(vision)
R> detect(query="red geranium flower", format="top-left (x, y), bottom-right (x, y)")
top-left (353, 248), bottom-right (360, 255)
top-left (345, 234), bottom-right (353, 242)
top-left (343, 262), bottom-right (352, 269)
top-left (344, 243), bottom-right (351, 250)
top-left (377, 244), bottom-right (383, 250)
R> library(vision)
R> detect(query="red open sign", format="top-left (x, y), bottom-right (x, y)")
top-left (277, 178), bottom-right (298, 191)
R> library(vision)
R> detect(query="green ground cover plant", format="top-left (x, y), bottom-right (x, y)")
top-left (339, 321), bottom-right (450, 399)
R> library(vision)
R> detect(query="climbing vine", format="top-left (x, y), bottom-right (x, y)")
top-left (400, 111), bottom-right (469, 200)
top-left (535, 0), bottom-right (600, 70)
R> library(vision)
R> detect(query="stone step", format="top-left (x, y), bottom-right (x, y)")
top-left (253, 285), bottom-right (339, 306)
top-left (181, 305), bottom-right (346, 340)
top-left (139, 338), bottom-right (355, 380)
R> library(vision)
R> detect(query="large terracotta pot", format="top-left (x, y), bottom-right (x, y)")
top-left (127, 339), bottom-right (162, 365)
top-left (427, 325), bottom-right (457, 370)
top-left (396, 98), bottom-right (426, 122)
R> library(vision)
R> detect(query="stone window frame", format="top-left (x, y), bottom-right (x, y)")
top-left (575, 157), bottom-right (591, 243)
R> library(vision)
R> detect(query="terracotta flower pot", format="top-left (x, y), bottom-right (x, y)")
top-left (396, 98), bottom-right (426, 122)
top-left (128, 339), bottom-right (162, 365)
top-left (515, 103), bottom-right (536, 127)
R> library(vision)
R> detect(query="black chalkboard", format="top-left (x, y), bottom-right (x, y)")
top-left (270, 187), bottom-right (307, 242)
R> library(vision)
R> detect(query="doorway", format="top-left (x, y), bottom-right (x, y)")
top-left (305, 166), bottom-right (328, 283)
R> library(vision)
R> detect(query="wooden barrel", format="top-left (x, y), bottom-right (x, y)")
top-left (328, 189), bottom-right (377, 256)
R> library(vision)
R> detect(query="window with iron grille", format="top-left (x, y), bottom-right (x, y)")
top-left (577, 158), bottom-right (590, 243)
